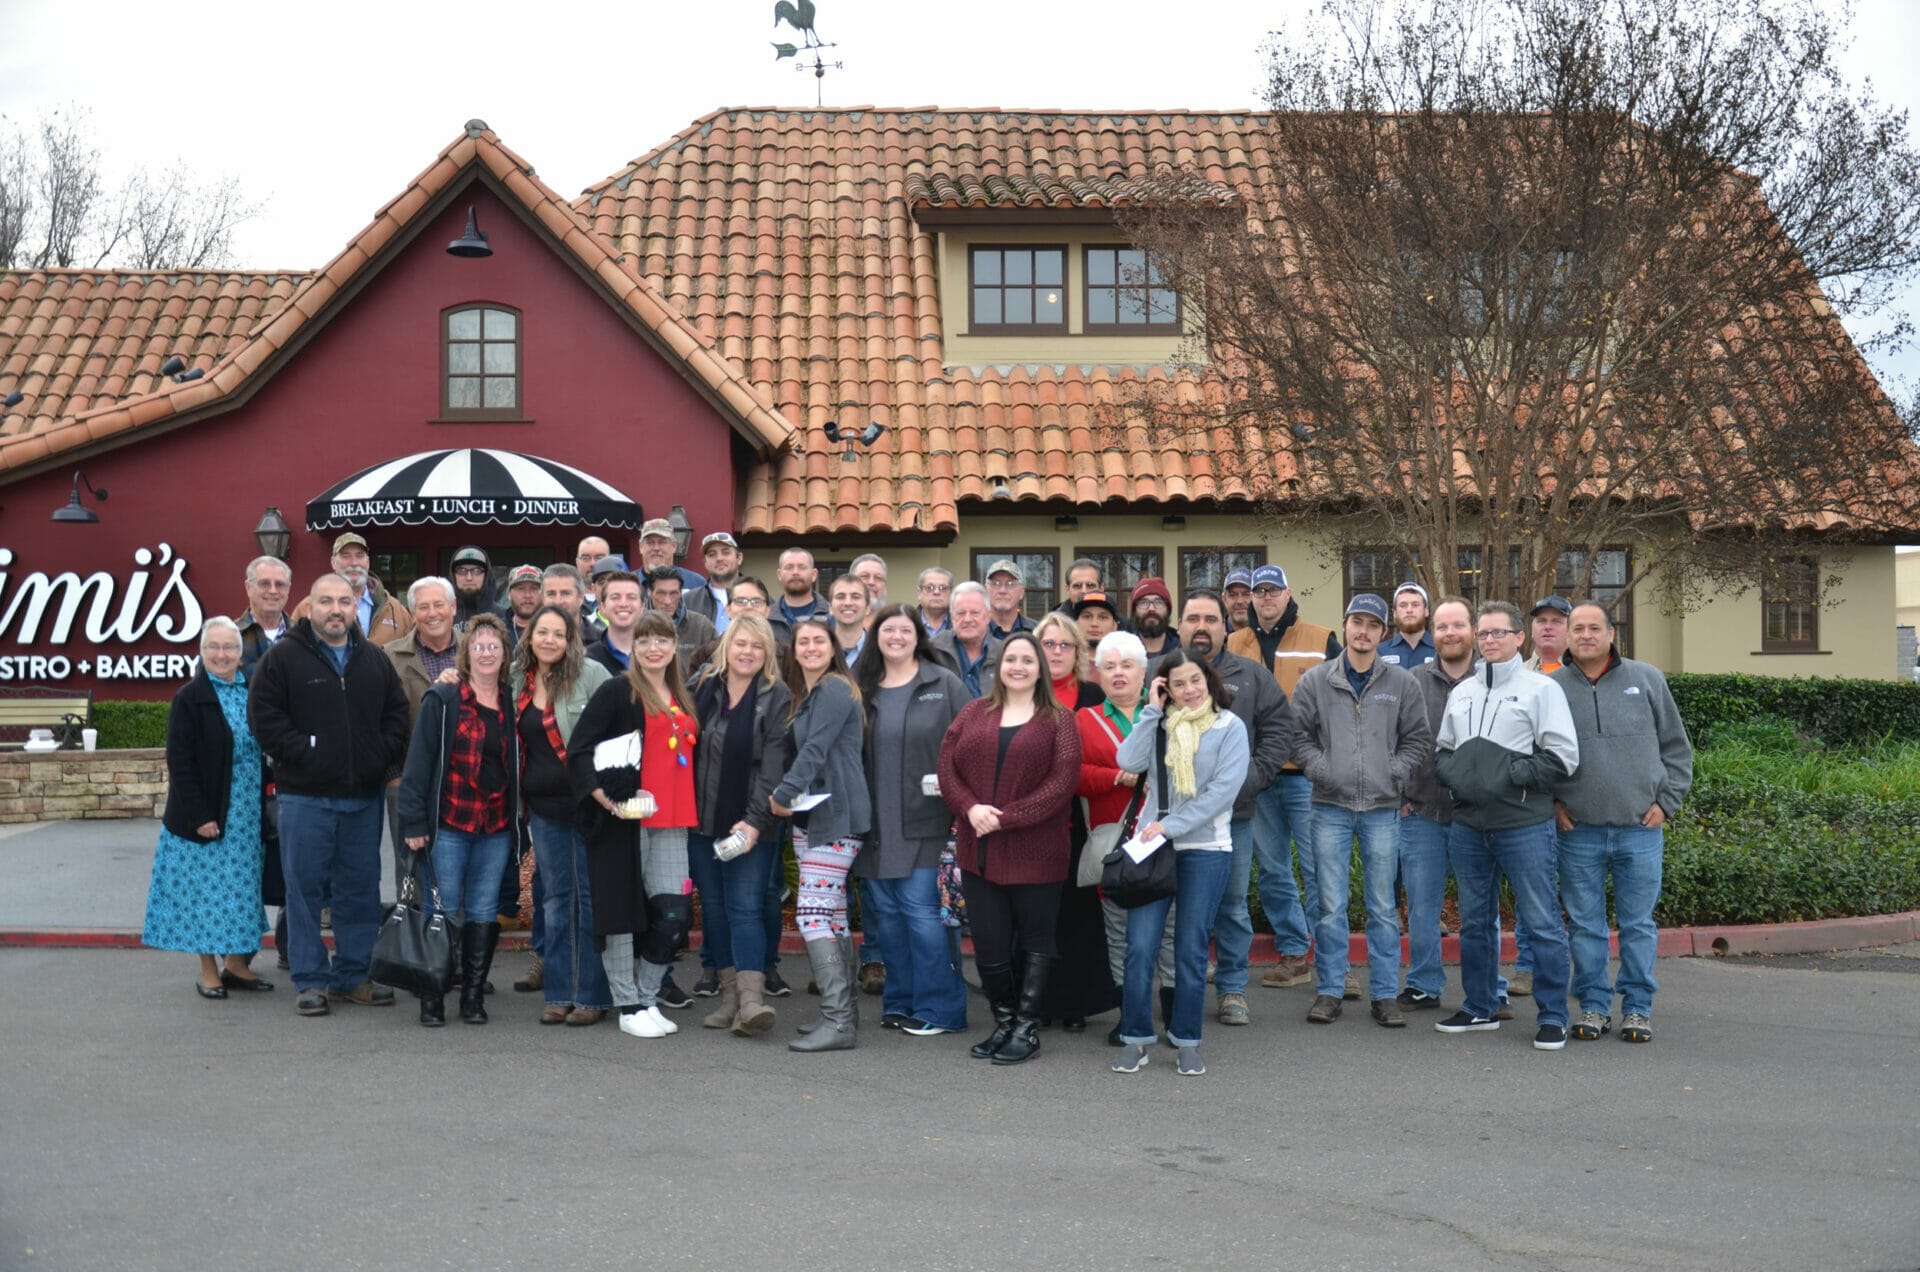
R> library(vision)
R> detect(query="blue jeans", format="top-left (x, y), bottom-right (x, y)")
top-left (1559, 823), bottom-right (1664, 1018)
top-left (419, 826), bottom-right (512, 924)
top-left (687, 831), bottom-right (779, 972)
top-left (696, 823), bottom-right (787, 973)
top-left (1449, 820), bottom-right (1570, 1028)
top-left (855, 877), bottom-right (883, 967)
top-left (1398, 811), bottom-right (1450, 999)
top-left (860, 867), bottom-right (967, 1029)
top-left (1121, 849), bottom-right (1232, 1048)
top-left (1308, 804), bottom-right (1401, 1001)
top-left (1211, 817), bottom-right (1257, 995)
top-left (278, 792), bottom-right (384, 993)
top-left (1253, 772), bottom-right (1316, 954)
top-left (529, 813), bottom-right (611, 1010)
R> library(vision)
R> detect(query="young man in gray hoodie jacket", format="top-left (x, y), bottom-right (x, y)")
top-left (1290, 594), bottom-right (1431, 1028)
top-left (1551, 602), bottom-right (1693, 1045)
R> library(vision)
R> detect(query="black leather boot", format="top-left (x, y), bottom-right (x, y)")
top-left (419, 991), bottom-right (445, 1027)
top-left (460, 922), bottom-right (498, 1024)
top-left (970, 962), bottom-right (1018, 1059)
top-left (992, 954), bottom-right (1054, 1065)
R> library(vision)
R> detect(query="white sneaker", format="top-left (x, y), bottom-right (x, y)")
top-left (645, 1005), bottom-right (679, 1035)
top-left (619, 1009), bottom-right (666, 1038)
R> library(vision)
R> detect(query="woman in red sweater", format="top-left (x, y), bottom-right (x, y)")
top-left (937, 631), bottom-right (1082, 1065)
top-left (569, 611), bottom-right (699, 1040)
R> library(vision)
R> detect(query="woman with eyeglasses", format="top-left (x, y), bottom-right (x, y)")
top-left (851, 604), bottom-right (971, 1037)
top-left (1030, 613), bottom-right (1116, 1033)
top-left (508, 603), bottom-right (613, 1026)
top-left (569, 610), bottom-right (700, 1040)
top-left (937, 630), bottom-right (1083, 1065)
top-left (397, 615), bottom-right (521, 1026)
top-left (771, 616), bottom-right (871, 1051)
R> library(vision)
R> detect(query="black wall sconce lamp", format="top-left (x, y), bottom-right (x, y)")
top-left (52, 470), bottom-right (108, 523)
top-left (667, 505), bottom-right (693, 561)
top-left (447, 207), bottom-right (493, 258)
top-left (253, 506), bottom-right (292, 559)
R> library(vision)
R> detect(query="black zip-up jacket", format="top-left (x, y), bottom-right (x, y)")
top-left (247, 618), bottom-right (410, 800)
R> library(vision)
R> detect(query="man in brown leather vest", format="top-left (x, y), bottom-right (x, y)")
top-left (1223, 565), bottom-right (1346, 992)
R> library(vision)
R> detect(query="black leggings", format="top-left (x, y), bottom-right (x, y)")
top-left (961, 874), bottom-right (1062, 967)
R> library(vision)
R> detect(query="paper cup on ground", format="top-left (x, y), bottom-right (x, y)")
top-left (82, 728), bottom-right (98, 751)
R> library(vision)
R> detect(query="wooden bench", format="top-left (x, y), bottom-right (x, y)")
top-left (0, 687), bottom-right (94, 749)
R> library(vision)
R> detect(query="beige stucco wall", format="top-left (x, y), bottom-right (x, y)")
top-left (752, 520), bottom-right (1904, 681)
top-left (1897, 548), bottom-right (1920, 633)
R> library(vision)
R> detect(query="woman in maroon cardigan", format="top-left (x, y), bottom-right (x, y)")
top-left (937, 631), bottom-right (1082, 1065)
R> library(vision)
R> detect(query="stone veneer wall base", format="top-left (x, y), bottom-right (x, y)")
top-left (0, 748), bottom-right (168, 823)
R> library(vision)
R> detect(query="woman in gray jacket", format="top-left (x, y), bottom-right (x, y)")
top-left (686, 613), bottom-right (792, 1036)
top-left (771, 615), bottom-right (871, 1051)
top-left (1111, 649), bottom-right (1250, 1077)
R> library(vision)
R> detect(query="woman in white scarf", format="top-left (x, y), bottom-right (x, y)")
top-left (1109, 649), bottom-right (1250, 1077)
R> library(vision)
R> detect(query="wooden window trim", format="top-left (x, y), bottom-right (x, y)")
top-left (1760, 556), bottom-right (1822, 653)
top-left (1074, 547), bottom-right (1165, 598)
top-left (968, 245), bottom-right (1069, 335)
top-left (1178, 545), bottom-right (1268, 598)
top-left (970, 547), bottom-right (1061, 618)
top-left (441, 303), bottom-right (524, 421)
top-left (1082, 245), bottom-right (1183, 335)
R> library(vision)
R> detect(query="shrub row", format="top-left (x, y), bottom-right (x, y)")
top-left (1667, 672), bottom-right (1920, 748)
top-left (91, 700), bottom-right (170, 750)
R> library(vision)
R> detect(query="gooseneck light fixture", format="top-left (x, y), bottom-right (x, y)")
top-left (52, 470), bottom-right (108, 524)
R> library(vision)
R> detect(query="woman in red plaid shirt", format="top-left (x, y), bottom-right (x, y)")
top-left (397, 615), bottom-right (521, 1027)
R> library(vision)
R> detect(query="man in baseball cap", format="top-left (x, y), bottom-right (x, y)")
top-left (1223, 568), bottom-right (1255, 630)
top-left (638, 517), bottom-right (721, 631)
top-left (699, 532), bottom-right (742, 634)
top-left (1072, 589), bottom-right (1121, 645)
top-left (292, 532), bottom-right (412, 646)
top-left (1129, 577), bottom-right (1179, 659)
top-left (448, 545), bottom-right (498, 627)
top-left (499, 564), bottom-right (544, 647)
top-left (1380, 582), bottom-right (1435, 669)
top-left (985, 559), bottom-right (1032, 639)
top-left (1526, 595), bottom-right (1573, 675)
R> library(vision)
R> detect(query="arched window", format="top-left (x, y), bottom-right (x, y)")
top-left (442, 304), bottom-right (521, 418)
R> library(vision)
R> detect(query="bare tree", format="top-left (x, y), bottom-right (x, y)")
top-left (1118, 0), bottom-right (1920, 610)
top-left (0, 105), bottom-right (259, 270)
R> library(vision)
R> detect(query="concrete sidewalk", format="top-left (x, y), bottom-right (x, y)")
top-left (5, 816), bottom-right (1915, 959)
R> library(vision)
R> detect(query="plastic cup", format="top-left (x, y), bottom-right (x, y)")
top-left (82, 728), bottom-right (97, 751)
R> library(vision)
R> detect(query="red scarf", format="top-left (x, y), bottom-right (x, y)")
top-left (516, 668), bottom-right (569, 765)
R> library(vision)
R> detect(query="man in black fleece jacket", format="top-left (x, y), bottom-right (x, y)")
top-left (250, 573), bottom-right (411, 1017)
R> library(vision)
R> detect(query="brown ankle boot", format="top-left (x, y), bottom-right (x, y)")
top-left (702, 968), bottom-right (738, 1029)
top-left (732, 970), bottom-right (776, 1035)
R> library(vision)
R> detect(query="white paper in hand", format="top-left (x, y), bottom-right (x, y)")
top-left (1121, 833), bottom-right (1167, 864)
top-left (789, 792), bottom-right (831, 812)
top-left (593, 730), bottom-right (642, 771)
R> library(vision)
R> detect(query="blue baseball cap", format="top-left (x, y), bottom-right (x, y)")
top-left (1250, 564), bottom-right (1289, 591)
top-left (1223, 569), bottom-right (1254, 590)
top-left (1345, 593), bottom-right (1390, 626)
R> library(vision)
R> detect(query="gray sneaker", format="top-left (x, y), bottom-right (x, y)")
top-left (1620, 1013), bottom-right (1653, 1043)
top-left (1176, 1046), bottom-right (1206, 1076)
top-left (1110, 1044), bottom-right (1150, 1073)
top-left (1217, 992), bottom-right (1250, 1026)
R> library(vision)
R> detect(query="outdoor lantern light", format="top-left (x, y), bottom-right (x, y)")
top-left (51, 470), bottom-right (107, 523)
top-left (668, 504), bottom-right (693, 560)
top-left (253, 506), bottom-right (292, 560)
top-left (447, 206), bottom-right (493, 258)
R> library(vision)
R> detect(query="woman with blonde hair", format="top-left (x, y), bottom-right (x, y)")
top-left (772, 615), bottom-right (871, 1051)
top-left (684, 613), bottom-right (792, 1034)
top-left (568, 611), bottom-right (700, 1039)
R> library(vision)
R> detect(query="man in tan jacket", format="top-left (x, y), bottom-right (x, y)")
top-left (290, 533), bottom-right (413, 647)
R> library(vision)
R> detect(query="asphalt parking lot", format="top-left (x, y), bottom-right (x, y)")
top-left (4, 942), bottom-right (1916, 1272)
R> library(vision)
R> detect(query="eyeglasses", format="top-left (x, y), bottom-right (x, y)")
top-left (1039, 639), bottom-right (1076, 653)
top-left (1133, 598), bottom-right (1169, 611)
top-left (730, 596), bottom-right (768, 609)
top-left (1475, 629), bottom-right (1520, 641)
top-left (919, 583), bottom-right (951, 594)
top-left (988, 578), bottom-right (1020, 588)
top-left (635, 635), bottom-right (677, 650)
top-left (1252, 586), bottom-right (1283, 596)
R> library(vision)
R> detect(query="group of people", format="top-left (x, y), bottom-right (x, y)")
top-left (144, 529), bottom-right (1693, 1073)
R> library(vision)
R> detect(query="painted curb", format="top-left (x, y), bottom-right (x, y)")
top-left (7, 910), bottom-right (1917, 959)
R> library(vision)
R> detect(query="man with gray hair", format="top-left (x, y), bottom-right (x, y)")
top-left (917, 566), bottom-right (954, 637)
top-left (850, 553), bottom-right (889, 607)
top-left (239, 555), bottom-right (293, 677)
top-left (382, 575), bottom-right (462, 881)
top-left (930, 580), bottom-right (1003, 698)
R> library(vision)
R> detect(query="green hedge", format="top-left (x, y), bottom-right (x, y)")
top-left (92, 700), bottom-right (170, 750)
top-left (1668, 672), bottom-right (1920, 748)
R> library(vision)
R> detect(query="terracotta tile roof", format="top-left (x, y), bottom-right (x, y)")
top-left (577, 108), bottom-right (1280, 535)
top-left (0, 121), bottom-right (792, 475)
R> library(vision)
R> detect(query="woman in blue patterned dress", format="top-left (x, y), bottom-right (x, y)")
top-left (143, 617), bottom-right (271, 997)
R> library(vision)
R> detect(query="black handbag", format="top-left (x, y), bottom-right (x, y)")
top-left (1100, 724), bottom-right (1178, 909)
top-left (370, 849), bottom-right (458, 996)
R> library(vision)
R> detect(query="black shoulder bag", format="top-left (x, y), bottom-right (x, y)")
top-left (1100, 722), bottom-right (1178, 909)
top-left (370, 848), bottom-right (458, 996)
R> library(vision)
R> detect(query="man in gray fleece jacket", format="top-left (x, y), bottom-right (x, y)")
top-left (1551, 602), bottom-right (1693, 1046)
top-left (1290, 594), bottom-right (1431, 1028)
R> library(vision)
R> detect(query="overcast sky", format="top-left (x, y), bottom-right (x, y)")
top-left (2, 0), bottom-right (1915, 387)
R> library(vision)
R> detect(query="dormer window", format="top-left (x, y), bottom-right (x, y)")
top-left (1084, 246), bottom-right (1181, 333)
top-left (969, 246), bottom-right (1067, 334)
top-left (443, 304), bottom-right (521, 418)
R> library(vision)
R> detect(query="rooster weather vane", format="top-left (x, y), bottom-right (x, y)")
top-left (772, 0), bottom-right (844, 107)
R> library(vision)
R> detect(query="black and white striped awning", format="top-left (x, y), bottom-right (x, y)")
top-left (305, 449), bottom-right (641, 530)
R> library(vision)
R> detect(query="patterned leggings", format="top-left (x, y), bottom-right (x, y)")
top-left (793, 829), bottom-right (860, 942)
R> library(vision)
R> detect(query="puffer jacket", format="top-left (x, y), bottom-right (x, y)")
top-left (1434, 654), bottom-right (1578, 830)
top-left (1290, 653), bottom-right (1431, 812)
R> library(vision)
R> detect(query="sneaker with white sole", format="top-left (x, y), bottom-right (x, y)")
top-left (619, 1008), bottom-right (666, 1038)
top-left (645, 1005), bottom-right (678, 1035)
top-left (1571, 1010), bottom-right (1612, 1041)
top-left (1434, 1010), bottom-right (1499, 1033)
top-left (1110, 1044), bottom-right (1150, 1073)
top-left (1176, 1046), bottom-right (1206, 1076)
top-left (1620, 1013), bottom-right (1653, 1043)
top-left (901, 1019), bottom-right (955, 1036)
top-left (1534, 1023), bottom-right (1568, 1050)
